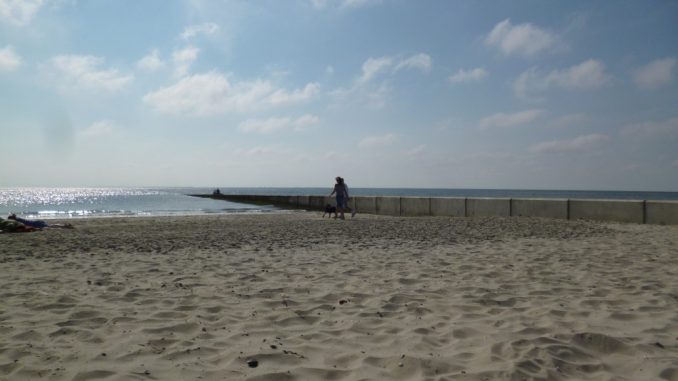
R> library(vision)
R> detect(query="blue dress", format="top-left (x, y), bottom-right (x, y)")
top-left (14, 216), bottom-right (48, 229)
top-left (334, 183), bottom-right (349, 208)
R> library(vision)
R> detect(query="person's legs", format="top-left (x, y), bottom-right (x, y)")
top-left (337, 196), bottom-right (346, 219)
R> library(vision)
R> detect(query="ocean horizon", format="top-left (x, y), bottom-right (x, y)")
top-left (1, 187), bottom-right (677, 220)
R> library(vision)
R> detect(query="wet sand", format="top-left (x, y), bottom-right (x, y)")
top-left (1, 213), bottom-right (677, 380)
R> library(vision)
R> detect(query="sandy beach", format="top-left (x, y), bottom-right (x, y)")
top-left (1, 212), bottom-right (677, 381)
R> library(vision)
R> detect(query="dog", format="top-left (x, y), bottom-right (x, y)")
top-left (322, 204), bottom-right (338, 218)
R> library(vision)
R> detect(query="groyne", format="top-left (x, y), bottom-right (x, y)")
top-left (192, 194), bottom-right (678, 225)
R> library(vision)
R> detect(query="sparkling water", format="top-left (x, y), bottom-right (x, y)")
top-left (0, 187), bottom-right (274, 219)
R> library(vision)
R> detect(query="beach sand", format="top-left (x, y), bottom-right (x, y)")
top-left (1, 212), bottom-right (677, 380)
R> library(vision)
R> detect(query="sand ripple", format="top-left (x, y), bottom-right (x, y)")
top-left (1, 214), bottom-right (677, 380)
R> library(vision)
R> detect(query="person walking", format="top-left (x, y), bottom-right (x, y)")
top-left (329, 176), bottom-right (356, 219)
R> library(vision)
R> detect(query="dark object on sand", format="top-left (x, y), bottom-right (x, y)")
top-left (0, 217), bottom-right (37, 233)
top-left (322, 204), bottom-right (338, 218)
top-left (247, 359), bottom-right (259, 368)
top-left (8, 214), bottom-right (73, 229)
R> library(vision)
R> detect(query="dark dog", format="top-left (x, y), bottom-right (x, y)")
top-left (322, 204), bottom-right (338, 218)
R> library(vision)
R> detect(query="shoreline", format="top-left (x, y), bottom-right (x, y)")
top-left (12, 209), bottom-right (293, 221)
top-left (1, 213), bottom-right (677, 380)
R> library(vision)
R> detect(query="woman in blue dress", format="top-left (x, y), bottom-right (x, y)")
top-left (8, 214), bottom-right (73, 229)
top-left (329, 176), bottom-right (356, 219)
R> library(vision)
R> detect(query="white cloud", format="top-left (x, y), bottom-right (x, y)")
top-left (0, 0), bottom-right (45, 26)
top-left (514, 59), bottom-right (610, 97)
top-left (143, 71), bottom-right (319, 116)
top-left (357, 56), bottom-right (393, 85)
top-left (267, 83), bottom-right (320, 105)
top-left (485, 18), bottom-right (555, 57)
top-left (479, 109), bottom-right (545, 129)
top-left (181, 22), bottom-right (220, 40)
top-left (294, 114), bottom-right (320, 128)
top-left (394, 53), bottom-right (432, 73)
top-left (550, 59), bottom-right (610, 89)
top-left (342, 0), bottom-right (381, 8)
top-left (448, 67), bottom-right (488, 84)
top-left (311, 0), bottom-right (381, 9)
top-left (407, 144), bottom-right (426, 156)
top-left (546, 113), bottom-right (586, 129)
top-left (358, 133), bottom-right (397, 148)
top-left (362, 83), bottom-right (390, 109)
top-left (333, 54), bottom-right (429, 109)
top-left (51, 55), bottom-right (133, 92)
top-left (232, 145), bottom-right (306, 161)
top-left (324, 151), bottom-right (341, 160)
top-left (356, 54), bottom-right (431, 85)
top-left (621, 116), bottom-right (678, 137)
top-left (633, 57), bottom-right (676, 89)
top-left (172, 46), bottom-right (199, 77)
top-left (244, 146), bottom-right (275, 156)
top-left (137, 49), bottom-right (165, 71)
top-left (236, 145), bottom-right (279, 157)
top-left (239, 117), bottom-right (291, 134)
top-left (80, 120), bottom-right (116, 138)
top-left (0, 45), bottom-right (21, 71)
top-left (529, 133), bottom-right (610, 153)
top-left (238, 114), bottom-right (319, 134)
top-left (435, 117), bottom-right (463, 131)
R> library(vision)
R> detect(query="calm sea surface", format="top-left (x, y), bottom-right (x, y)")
top-left (1, 187), bottom-right (677, 219)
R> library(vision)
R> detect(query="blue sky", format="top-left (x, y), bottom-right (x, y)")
top-left (1, 0), bottom-right (677, 190)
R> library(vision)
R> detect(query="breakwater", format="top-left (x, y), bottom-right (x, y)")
top-left (192, 194), bottom-right (678, 225)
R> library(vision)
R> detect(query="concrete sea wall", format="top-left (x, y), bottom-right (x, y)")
top-left (511, 198), bottom-right (568, 220)
top-left (430, 197), bottom-right (465, 217)
top-left (466, 198), bottom-right (511, 217)
top-left (195, 194), bottom-right (678, 225)
top-left (401, 197), bottom-right (431, 217)
top-left (645, 201), bottom-right (678, 225)
top-left (569, 199), bottom-right (645, 224)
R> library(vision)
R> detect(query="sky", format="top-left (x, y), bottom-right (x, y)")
top-left (1, 0), bottom-right (677, 190)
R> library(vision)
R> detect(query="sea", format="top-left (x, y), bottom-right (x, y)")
top-left (1, 187), bottom-right (677, 220)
